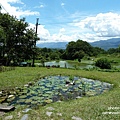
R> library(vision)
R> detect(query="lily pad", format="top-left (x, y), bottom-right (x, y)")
top-left (19, 95), bottom-right (27, 99)
top-left (25, 99), bottom-right (32, 103)
top-left (17, 99), bottom-right (25, 103)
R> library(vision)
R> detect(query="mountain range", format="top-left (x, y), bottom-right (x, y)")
top-left (37, 38), bottom-right (120, 50)
top-left (90, 38), bottom-right (120, 50)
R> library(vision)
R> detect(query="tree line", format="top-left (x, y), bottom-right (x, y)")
top-left (36, 40), bottom-right (106, 63)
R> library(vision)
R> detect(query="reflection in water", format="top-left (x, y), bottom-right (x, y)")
top-left (44, 61), bottom-right (72, 68)
top-left (44, 61), bottom-right (94, 69)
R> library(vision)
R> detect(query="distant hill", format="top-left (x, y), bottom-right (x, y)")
top-left (37, 42), bottom-right (68, 49)
top-left (90, 38), bottom-right (120, 50)
top-left (36, 38), bottom-right (120, 50)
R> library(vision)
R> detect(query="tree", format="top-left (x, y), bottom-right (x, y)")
top-left (65, 39), bottom-right (93, 60)
top-left (0, 13), bottom-right (39, 65)
top-left (0, 26), bottom-right (6, 58)
top-left (66, 41), bottom-right (76, 60)
top-left (50, 52), bottom-right (59, 60)
top-left (92, 47), bottom-right (106, 56)
top-left (107, 48), bottom-right (117, 54)
top-left (78, 50), bottom-right (85, 62)
top-left (95, 58), bottom-right (111, 69)
top-left (0, 5), bottom-right (2, 13)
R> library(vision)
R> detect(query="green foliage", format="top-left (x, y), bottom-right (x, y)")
top-left (95, 58), bottom-right (111, 69)
top-left (0, 13), bottom-right (39, 65)
top-left (50, 52), bottom-right (60, 60)
top-left (92, 47), bottom-right (106, 56)
top-left (69, 75), bottom-right (74, 81)
top-left (65, 39), bottom-right (105, 60)
top-left (107, 46), bottom-right (120, 54)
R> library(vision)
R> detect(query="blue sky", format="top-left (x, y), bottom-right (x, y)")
top-left (1, 0), bottom-right (120, 44)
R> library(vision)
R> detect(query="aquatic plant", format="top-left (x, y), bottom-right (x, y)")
top-left (9, 76), bottom-right (112, 107)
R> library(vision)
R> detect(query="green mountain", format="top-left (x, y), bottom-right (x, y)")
top-left (90, 38), bottom-right (120, 50)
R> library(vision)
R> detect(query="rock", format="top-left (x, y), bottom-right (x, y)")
top-left (17, 112), bottom-right (21, 118)
top-left (22, 108), bottom-right (31, 113)
top-left (46, 111), bottom-right (52, 117)
top-left (2, 103), bottom-right (9, 106)
top-left (46, 107), bottom-right (55, 111)
top-left (72, 116), bottom-right (82, 120)
top-left (21, 114), bottom-right (29, 120)
top-left (57, 100), bottom-right (62, 103)
top-left (4, 115), bottom-right (13, 120)
top-left (76, 96), bottom-right (82, 99)
top-left (56, 113), bottom-right (62, 116)
top-left (0, 104), bottom-right (15, 111)
top-left (0, 111), bottom-right (5, 116)
top-left (0, 91), bottom-right (2, 95)
top-left (24, 84), bottom-right (29, 87)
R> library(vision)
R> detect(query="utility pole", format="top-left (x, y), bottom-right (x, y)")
top-left (35, 18), bottom-right (39, 36)
top-left (32, 18), bottom-right (40, 67)
top-left (0, 5), bottom-right (2, 13)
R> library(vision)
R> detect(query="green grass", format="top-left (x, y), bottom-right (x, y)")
top-left (0, 67), bottom-right (120, 120)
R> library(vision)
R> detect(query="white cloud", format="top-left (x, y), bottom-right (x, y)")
top-left (37, 12), bottom-right (120, 43)
top-left (39, 5), bottom-right (44, 8)
top-left (34, 4), bottom-right (45, 8)
top-left (0, 0), bottom-right (39, 18)
top-left (28, 23), bottom-right (74, 44)
top-left (6, 0), bottom-right (24, 4)
top-left (74, 12), bottom-right (120, 39)
top-left (1, 1), bottom-right (120, 44)
top-left (59, 28), bottom-right (65, 33)
top-left (61, 3), bottom-right (65, 6)
top-left (28, 23), bottom-right (50, 38)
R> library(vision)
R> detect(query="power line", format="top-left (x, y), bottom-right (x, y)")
top-left (0, 3), bottom-right (8, 13)
top-left (40, 17), bottom-right (120, 26)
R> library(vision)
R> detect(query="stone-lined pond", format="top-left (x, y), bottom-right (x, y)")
top-left (8, 76), bottom-right (112, 108)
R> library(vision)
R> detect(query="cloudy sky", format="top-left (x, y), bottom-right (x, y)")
top-left (1, 0), bottom-right (120, 44)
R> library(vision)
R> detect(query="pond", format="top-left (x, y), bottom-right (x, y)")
top-left (44, 60), bottom-right (94, 69)
top-left (9, 76), bottom-right (112, 108)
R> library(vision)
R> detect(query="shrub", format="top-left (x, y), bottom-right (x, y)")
top-left (95, 58), bottom-right (111, 69)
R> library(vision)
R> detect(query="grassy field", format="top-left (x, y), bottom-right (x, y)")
top-left (0, 67), bottom-right (120, 120)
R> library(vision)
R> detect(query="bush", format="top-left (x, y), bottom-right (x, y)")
top-left (95, 58), bottom-right (111, 69)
